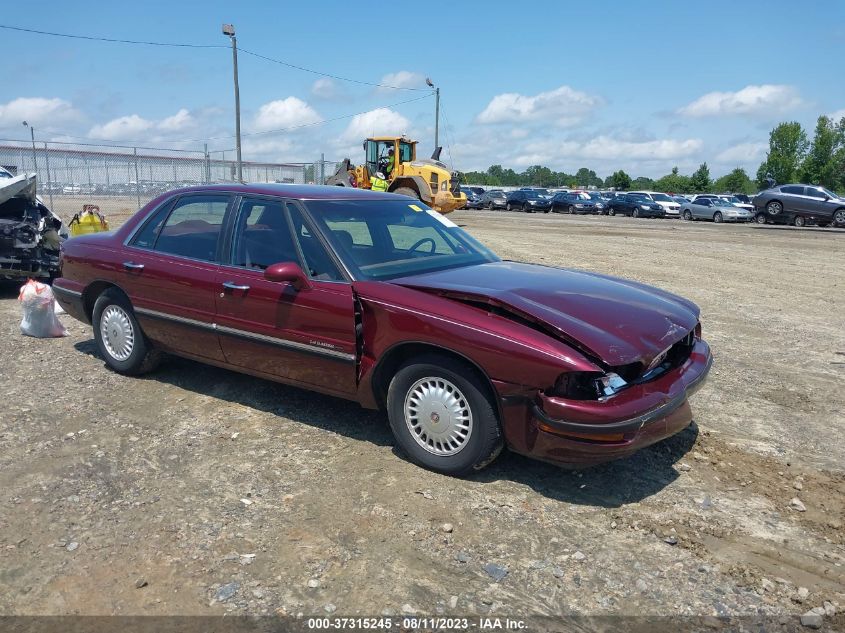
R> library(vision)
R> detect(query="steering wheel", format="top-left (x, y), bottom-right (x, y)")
top-left (408, 237), bottom-right (436, 254)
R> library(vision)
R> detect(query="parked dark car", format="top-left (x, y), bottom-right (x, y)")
top-left (459, 187), bottom-right (482, 210)
top-left (608, 194), bottom-right (666, 218)
top-left (53, 184), bottom-right (711, 474)
top-left (752, 184), bottom-right (845, 227)
top-left (480, 189), bottom-right (507, 210)
top-left (519, 187), bottom-right (553, 200)
top-left (505, 190), bottom-right (551, 212)
top-left (550, 192), bottom-right (597, 214)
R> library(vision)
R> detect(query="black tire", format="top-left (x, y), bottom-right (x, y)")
top-left (506, 202), bottom-right (513, 211)
top-left (386, 355), bottom-right (503, 475)
top-left (682, 210), bottom-right (692, 221)
top-left (523, 202), bottom-right (533, 213)
top-left (632, 208), bottom-right (640, 218)
top-left (713, 212), bottom-right (723, 223)
top-left (832, 208), bottom-right (845, 226)
top-left (92, 288), bottom-right (161, 376)
top-left (755, 213), bottom-right (768, 225)
top-left (568, 205), bottom-right (575, 215)
top-left (766, 200), bottom-right (782, 216)
top-left (794, 215), bottom-right (806, 227)
top-left (393, 186), bottom-right (420, 201)
top-left (608, 208), bottom-right (616, 216)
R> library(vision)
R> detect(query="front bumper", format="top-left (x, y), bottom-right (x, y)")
top-left (432, 191), bottom-right (467, 215)
top-left (504, 339), bottom-right (712, 467)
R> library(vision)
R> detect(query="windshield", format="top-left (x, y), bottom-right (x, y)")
top-left (305, 199), bottom-right (500, 281)
top-left (651, 193), bottom-right (672, 202)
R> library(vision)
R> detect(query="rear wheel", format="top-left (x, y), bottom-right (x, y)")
top-left (794, 215), bottom-right (806, 227)
top-left (386, 355), bottom-right (503, 475)
top-left (713, 212), bottom-right (723, 223)
top-left (682, 210), bottom-right (692, 221)
top-left (92, 288), bottom-right (160, 376)
top-left (393, 186), bottom-right (420, 201)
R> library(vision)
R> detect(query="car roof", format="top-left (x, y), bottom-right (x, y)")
top-left (162, 183), bottom-right (409, 201)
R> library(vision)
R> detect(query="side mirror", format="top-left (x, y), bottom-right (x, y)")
top-left (264, 261), bottom-right (310, 290)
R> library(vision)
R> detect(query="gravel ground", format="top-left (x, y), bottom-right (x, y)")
top-left (0, 209), bottom-right (843, 629)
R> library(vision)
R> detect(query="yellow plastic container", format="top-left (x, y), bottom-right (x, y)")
top-left (69, 205), bottom-right (109, 237)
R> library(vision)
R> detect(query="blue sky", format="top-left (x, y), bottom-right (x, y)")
top-left (1, 0), bottom-right (843, 178)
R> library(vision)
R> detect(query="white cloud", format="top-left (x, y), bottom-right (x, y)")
top-left (678, 84), bottom-right (803, 118)
top-left (379, 71), bottom-right (425, 91)
top-left (311, 78), bottom-right (341, 100)
top-left (828, 108), bottom-right (845, 122)
top-left (0, 97), bottom-right (81, 128)
top-left (476, 85), bottom-right (603, 127)
top-left (340, 108), bottom-right (411, 143)
top-left (89, 114), bottom-right (153, 140)
top-left (715, 142), bottom-right (767, 164)
top-left (580, 136), bottom-right (703, 160)
top-left (253, 97), bottom-right (321, 132)
top-left (158, 108), bottom-right (195, 132)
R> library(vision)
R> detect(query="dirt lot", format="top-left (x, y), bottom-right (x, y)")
top-left (1, 209), bottom-right (843, 628)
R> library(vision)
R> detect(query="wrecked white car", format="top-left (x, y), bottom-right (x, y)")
top-left (0, 169), bottom-right (67, 280)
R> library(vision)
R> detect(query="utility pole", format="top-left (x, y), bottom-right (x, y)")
top-left (22, 121), bottom-right (37, 184)
top-left (223, 23), bottom-right (243, 182)
top-left (426, 78), bottom-right (440, 150)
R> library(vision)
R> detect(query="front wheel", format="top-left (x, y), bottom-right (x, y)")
top-left (682, 210), bottom-right (692, 221)
top-left (506, 202), bottom-right (513, 211)
top-left (755, 213), bottom-right (768, 225)
top-left (393, 186), bottom-right (420, 201)
top-left (608, 208), bottom-right (616, 216)
top-left (713, 212), bottom-right (723, 223)
top-left (92, 288), bottom-right (161, 375)
top-left (766, 200), bottom-right (782, 216)
top-left (386, 355), bottom-right (503, 475)
top-left (833, 209), bottom-right (845, 226)
top-left (568, 205), bottom-right (575, 215)
top-left (632, 208), bottom-right (640, 218)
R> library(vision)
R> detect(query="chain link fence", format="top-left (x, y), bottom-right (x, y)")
top-left (0, 139), bottom-right (341, 224)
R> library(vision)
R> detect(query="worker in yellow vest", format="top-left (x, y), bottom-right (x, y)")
top-left (370, 172), bottom-right (389, 192)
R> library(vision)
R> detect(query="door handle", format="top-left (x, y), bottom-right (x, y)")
top-left (123, 261), bottom-right (144, 271)
top-left (222, 281), bottom-right (250, 292)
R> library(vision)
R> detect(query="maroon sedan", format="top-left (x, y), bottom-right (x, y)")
top-left (53, 184), bottom-right (711, 475)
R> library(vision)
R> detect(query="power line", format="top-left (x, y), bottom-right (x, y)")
top-left (0, 24), bottom-right (226, 48)
top-left (0, 24), bottom-right (426, 90)
top-left (237, 48), bottom-right (427, 91)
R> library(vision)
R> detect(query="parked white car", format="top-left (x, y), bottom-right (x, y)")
top-left (629, 191), bottom-right (680, 217)
top-left (690, 194), bottom-right (754, 213)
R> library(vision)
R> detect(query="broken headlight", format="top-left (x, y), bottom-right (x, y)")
top-left (549, 371), bottom-right (629, 400)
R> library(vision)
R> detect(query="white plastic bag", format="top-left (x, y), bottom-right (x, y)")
top-left (19, 279), bottom-right (68, 338)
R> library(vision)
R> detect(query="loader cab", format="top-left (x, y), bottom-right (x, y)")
top-left (364, 138), bottom-right (416, 179)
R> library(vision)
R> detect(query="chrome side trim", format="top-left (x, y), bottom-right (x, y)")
top-left (134, 306), bottom-right (355, 362)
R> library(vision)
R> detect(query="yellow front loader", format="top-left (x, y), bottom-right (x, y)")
top-left (326, 136), bottom-right (466, 214)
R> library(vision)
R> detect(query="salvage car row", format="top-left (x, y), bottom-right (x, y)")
top-left (459, 184), bottom-right (845, 227)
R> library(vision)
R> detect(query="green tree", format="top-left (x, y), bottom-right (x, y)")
top-left (689, 162), bottom-right (711, 192)
top-left (799, 115), bottom-right (845, 189)
top-left (655, 167), bottom-right (692, 194)
top-left (575, 167), bottom-right (603, 188)
top-left (713, 167), bottom-right (753, 194)
top-left (608, 170), bottom-right (631, 190)
top-left (631, 176), bottom-right (655, 190)
top-left (756, 121), bottom-right (808, 187)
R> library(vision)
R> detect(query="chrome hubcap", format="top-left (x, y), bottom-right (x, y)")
top-left (404, 377), bottom-right (473, 456)
top-left (768, 202), bottom-right (781, 214)
top-left (835, 210), bottom-right (845, 225)
top-left (100, 305), bottom-right (134, 361)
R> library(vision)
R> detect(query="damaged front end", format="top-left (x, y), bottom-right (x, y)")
top-left (0, 172), bottom-right (67, 280)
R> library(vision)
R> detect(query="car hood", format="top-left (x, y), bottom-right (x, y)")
top-left (391, 261), bottom-right (700, 368)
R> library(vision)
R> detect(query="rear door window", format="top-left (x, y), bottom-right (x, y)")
top-left (153, 195), bottom-right (230, 262)
top-left (781, 186), bottom-right (803, 195)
